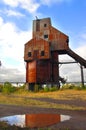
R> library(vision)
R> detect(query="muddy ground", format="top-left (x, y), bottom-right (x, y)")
top-left (0, 97), bottom-right (86, 130)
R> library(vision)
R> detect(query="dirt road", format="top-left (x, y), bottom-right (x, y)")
top-left (0, 97), bottom-right (86, 130)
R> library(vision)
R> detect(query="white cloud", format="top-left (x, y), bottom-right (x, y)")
top-left (74, 31), bottom-right (86, 59)
top-left (75, 45), bottom-right (86, 59)
top-left (40, 0), bottom-right (72, 6)
top-left (0, 17), bottom-right (32, 62)
top-left (0, 66), bottom-right (25, 82)
top-left (5, 9), bottom-right (25, 17)
top-left (2, 0), bottom-right (72, 15)
top-left (59, 63), bottom-right (81, 82)
top-left (2, 0), bottom-right (40, 13)
top-left (0, 17), bottom-right (3, 26)
top-left (3, 0), bottom-right (19, 7)
top-left (0, 16), bottom-right (32, 82)
top-left (21, 0), bottom-right (40, 13)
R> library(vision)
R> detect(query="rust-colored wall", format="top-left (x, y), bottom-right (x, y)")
top-left (49, 26), bottom-right (69, 51)
top-left (51, 52), bottom-right (59, 82)
top-left (24, 38), bottom-right (50, 61)
top-left (26, 61), bottom-right (36, 83)
top-left (36, 60), bottom-right (51, 83)
top-left (33, 18), bottom-right (51, 38)
top-left (26, 55), bottom-right (59, 84)
top-left (32, 18), bottom-right (69, 52)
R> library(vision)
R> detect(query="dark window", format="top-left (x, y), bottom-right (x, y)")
top-left (28, 52), bottom-right (31, 57)
top-left (44, 34), bottom-right (48, 39)
top-left (41, 51), bottom-right (45, 56)
top-left (44, 24), bottom-right (47, 27)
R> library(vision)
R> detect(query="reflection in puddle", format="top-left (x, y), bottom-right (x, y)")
top-left (0, 114), bottom-right (71, 128)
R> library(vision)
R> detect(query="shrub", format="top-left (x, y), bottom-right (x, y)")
top-left (49, 86), bottom-right (58, 92)
top-left (43, 86), bottom-right (58, 92)
top-left (61, 83), bottom-right (86, 90)
top-left (20, 84), bottom-right (26, 89)
top-left (61, 84), bottom-right (76, 90)
top-left (0, 84), bottom-right (3, 92)
top-left (2, 82), bottom-right (16, 94)
top-left (44, 86), bottom-right (49, 92)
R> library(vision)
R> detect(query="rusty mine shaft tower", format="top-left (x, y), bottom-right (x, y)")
top-left (24, 17), bottom-right (86, 90)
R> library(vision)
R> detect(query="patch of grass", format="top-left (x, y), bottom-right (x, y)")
top-left (43, 86), bottom-right (58, 92)
top-left (0, 92), bottom-right (86, 110)
top-left (9, 88), bottom-right (86, 104)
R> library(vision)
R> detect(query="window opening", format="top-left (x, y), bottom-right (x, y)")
top-left (41, 51), bottom-right (45, 56)
top-left (28, 52), bottom-right (31, 57)
top-left (44, 24), bottom-right (47, 27)
top-left (44, 34), bottom-right (48, 39)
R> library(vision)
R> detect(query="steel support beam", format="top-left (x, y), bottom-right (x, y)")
top-left (80, 65), bottom-right (84, 88)
top-left (58, 61), bottom-right (77, 64)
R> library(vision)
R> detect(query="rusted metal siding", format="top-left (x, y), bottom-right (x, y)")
top-left (24, 38), bottom-right (50, 61)
top-left (49, 26), bottom-right (69, 51)
top-left (32, 18), bottom-right (69, 52)
top-left (26, 61), bottom-right (36, 83)
top-left (36, 60), bottom-right (51, 83)
top-left (26, 60), bottom-right (51, 83)
top-left (33, 18), bottom-right (51, 38)
top-left (26, 58), bottom-right (59, 84)
top-left (51, 52), bottom-right (59, 82)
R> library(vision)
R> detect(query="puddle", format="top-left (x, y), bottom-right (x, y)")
top-left (0, 113), bottom-right (71, 128)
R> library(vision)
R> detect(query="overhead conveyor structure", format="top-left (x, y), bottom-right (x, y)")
top-left (66, 48), bottom-right (86, 68)
top-left (58, 47), bottom-right (86, 87)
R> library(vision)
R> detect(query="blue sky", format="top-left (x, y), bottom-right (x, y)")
top-left (0, 0), bottom-right (86, 82)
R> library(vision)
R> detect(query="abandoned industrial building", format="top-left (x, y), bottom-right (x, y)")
top-left (24, 17), bottom-right (86, 90)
